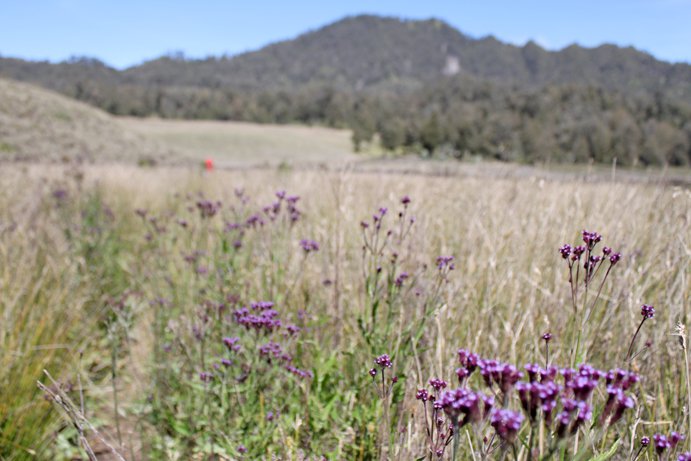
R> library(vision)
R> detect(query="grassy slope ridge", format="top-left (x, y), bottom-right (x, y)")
top-left (0, 78), bottom-right (178, 163)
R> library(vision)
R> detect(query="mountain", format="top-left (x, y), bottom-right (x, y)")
top-left (122, 16), bottom-right (691, 99)
top-left (0, 15), bottom-right (689, 166)
top-left (1, 15), bottom-right (690, 99)
top-left (0, 78), bottom-right (177, 163)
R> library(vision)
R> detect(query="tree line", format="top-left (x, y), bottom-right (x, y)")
top-left (64, 76), bottom-right (691, 167)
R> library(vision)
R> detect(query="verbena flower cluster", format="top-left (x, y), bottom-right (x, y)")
top-left (133, 189), bottom-right (317, 457)
top-left (414, 347), bottom-right (639, 458)
top-left (559, 230), bottom-right (621, 297)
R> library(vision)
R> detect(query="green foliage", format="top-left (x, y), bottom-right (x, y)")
top-left (0, 141), bottom-right (15, 153)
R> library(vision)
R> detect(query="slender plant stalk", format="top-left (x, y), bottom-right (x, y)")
top-left (452, 422), bottom-right (460, 461)
top-left (625, 318), bottom-right (647, 368)
top-left (110, 335), bottom-right (123, 450)
top-left (680, 323), bottom-right (691, 451)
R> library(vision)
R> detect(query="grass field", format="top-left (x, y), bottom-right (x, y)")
top-left (119, 117), bottom-right (357, 167)
top-left (120, 117), bottom-right (691, 188)
top-left (1, 161), bottom-right (689, 460)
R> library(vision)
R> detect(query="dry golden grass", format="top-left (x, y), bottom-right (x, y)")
top-left (1, 162), bottom-right (689, 459)
top-left (119, 117), bottom-right (356, 167)
top-left (0, 79), bottom-right (178, 164)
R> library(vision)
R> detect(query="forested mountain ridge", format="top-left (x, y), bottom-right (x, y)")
top-left (124, 15), bottom-right (691, 98)
top-left (2, 15), bottom-right (690, 96)
top-left (1, 15), bottom-right (690, 165)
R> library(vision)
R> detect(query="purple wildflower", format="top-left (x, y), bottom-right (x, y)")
top-left (654, 434), bottom-right (671, 455)
top-left (671, 432), bottom-right (686, 449)
top-left (285, 365), bottom-right (313, 380)
top-left (394, 272), bottom-right (409, 288)
top-left (436, 255), bottom-right (455, 271)
top-left (285, 324), bottom-right (301, 335)
top-left (559, 244), bottom-right (572, 259)
top-left (196, 200), bottom-right (221, 218)
top-left (479, 360), bottom-right (523, 394)
top-left (457, 349), bottom-right (479, 373)
top-left (641, 304), bottom-right (655, 319)
top-left (299, 239), bottom-right (320, 253)
top-left (429, 378), bottom-right (448, 391)
top-left (439, 388), bottom-right (493, 427)
top-left (490, 409), bottom-right (524, 443)
top-left (251, 301), bottom-right (275, 310)
top-left (570, 245), bottom-right (586, 261)
top-left (582, 230), bottom-right (602, 248)
top-left (375, 354), bottom-right (393, 369)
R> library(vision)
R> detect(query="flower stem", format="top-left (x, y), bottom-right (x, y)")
top-left (452, 422), bottom-right (460, 461)
top-left (625, 318), bottom-right (646, 367)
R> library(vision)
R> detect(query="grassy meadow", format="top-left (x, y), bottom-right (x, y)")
top-left (0, 159), bottom-right (689, 460)
top-left (119, 118), bottom-right (357, 167)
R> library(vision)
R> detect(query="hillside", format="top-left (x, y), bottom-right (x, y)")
top-left (123, 15), bottom-right (691, 98)
top-left (1, 16), bottom-right (690, 100)
top-left (0, 78), bottom-right (177, 163)
top-left (0, 15), bottom-right (689, 166)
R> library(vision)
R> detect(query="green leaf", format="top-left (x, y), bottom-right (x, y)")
top-left (585, 439), bottom-right (621, 461)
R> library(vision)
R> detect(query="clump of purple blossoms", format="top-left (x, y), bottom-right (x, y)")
top-left (436, 256), bottom-right (455, 271)
top-left (641, 304), bottom-right (655, 319)
top-left (414, 349), bottom-right (639, 457)
top-left (285, 364), bottom-right (313, 380)
top-left (654, 433), bottom-right (672, 455)
top-left (222, 336), bottom-right (241, 352)
top-left (516, 377), bottom-right (560, 424)
top-left (299, 239), bottom-right (320, 253)
top-left (429, 378), bottom-right (448, 392)
top-left (394, 272), bottom-right (409, 288)
top-left (479, 359), bottom-right (523, 394)
top-left (456, 349), bottom-right (480, 385)
top-left (439, 387), bottom-right (494, 430)
top-left (234, 306), bottom-right (282, 333)
top-left (251, 301), bottom-right (275, 310)
top-left (196, 199), bottom-right (221, 219)
top-left (375, 354), bottom-right (393, 369)
top-left (258, 341), bottom-right (291, 364)
top-left (490, 408), bottom-right (524, 443)
top-left (671, 432), bottom-right (686, 449)
top-left (626, 304), bottom-right (657, 362)
top-left (582, 230), bottom-right (602, 249)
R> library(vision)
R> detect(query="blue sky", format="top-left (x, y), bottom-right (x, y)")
top-left (1, 0), bottom-right (690, 68)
